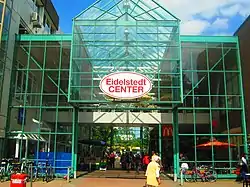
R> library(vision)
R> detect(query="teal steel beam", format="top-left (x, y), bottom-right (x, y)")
top-left (221, 44), bottom-right (232, 170)
top-left (129, 1), bottom-right (157, 20)
top-left (20, 46), bottom-right (68, 98)
top-left (179, 133), bottom-right (244, 136)
top-left (72, 107), bottom-right (78, 178)
top-left (176, 25), bottom-right (183, 103)
top-left (74, 20), bottom-right (179, 27)
top-left (93, 5), bottom-right (120, 18)
top-left (172, 108), bottom-right (179, 181)
top-left (75, 40), bottom-right (173, 43)
top-left (205, 43), bottom-right (215, 169)
top-left (36, 41), bottom-right (47, 164)
top-left (158, 124), bottom-right (162, 158)
top-left (73, 58), bottom-right (179, 61)
top-left (16, 34), bottom-right (72, 41)
top-left (67, 100), bottom-right (181, 104)
top-left (72, 71), bottom-right (179, 75)
top-left (180, 35), bottom-right (238, 43)
top-left (12, 106), bottom-right (74, 109)
top-left (8, 132), bottom-right (72, 135)
top-left (151, 0), bottom-right (179, 20)
top-left (190, 50), bottom-right (197, 167)
top-left (19, 40), bottom-right (32, 160)
top-left (95, 0), bottom-right (123, 20)
top-left (134, 6), bottom-right (159, 18)
top-left (53, 41), bottom-right (63, 171)
top-left (11, 105), bottom-right (243, 110)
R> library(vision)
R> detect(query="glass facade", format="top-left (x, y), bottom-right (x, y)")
top-left (178, 40), bottom-right (246, 178)
top-left (6, 0), bottom-right (247, 179)
top-left (0, 0), bottom-right (12, 109)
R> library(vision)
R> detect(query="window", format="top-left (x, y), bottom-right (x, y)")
top-left (226, 72), bottom-right (240, 108)
top-left (0, 3), bottom-right (3, 22)
top-left (15, 61), bottom-right (37, 104)
top-left (3, 6), bottom-right (11, 31)
top-left (16, 63), bottom-right (23, 100)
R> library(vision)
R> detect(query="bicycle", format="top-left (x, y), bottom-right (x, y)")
top-left (33, 162), bottom-right (44, 182)
top-left (180, 168), bottom-right (195, 182)
top-left (43, 161), bottom-right (54, 183)
top-left (192, 166), bottom-right (217, 182)
top-left (0, 159), bottom-right (7, 182)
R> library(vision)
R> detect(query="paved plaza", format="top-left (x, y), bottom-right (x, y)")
top-left (1, 178), bottom-right (243, 187)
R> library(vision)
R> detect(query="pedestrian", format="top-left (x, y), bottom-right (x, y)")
top-left (125, 152), bottom-right (132, 172)
top-left (109, 152), bottom-right (115, 169)
top-left (143, 153), bottom-right (150, 172)
top-left (135, 152), bottom-right (141, 174)
top-left (145, 156), bottom-right (161, 187)
top-left (241, 153), bottom-right (248, 180)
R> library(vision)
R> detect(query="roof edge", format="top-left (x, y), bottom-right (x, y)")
top-left (234, 15), bottom-right (250, 36)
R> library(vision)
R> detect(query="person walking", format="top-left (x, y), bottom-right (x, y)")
top-left (143, 153), bottom-right (150, 172)
top-left (135, 152), bottom-right (141, 174)
top-left (241, 153), bottom-right (248, 181)
top-left (125, 152), bottom-right (132, 172)
top-left (145, 156), bottom-right (161, 187)
top-left (109, 152), bottom-right (115, 169)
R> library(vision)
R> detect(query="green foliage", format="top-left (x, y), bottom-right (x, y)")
top-left (91, 126), bottom-right (150, 151)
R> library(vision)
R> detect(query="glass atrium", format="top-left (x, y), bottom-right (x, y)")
top-left (7, 0), bottom-right (247, 179)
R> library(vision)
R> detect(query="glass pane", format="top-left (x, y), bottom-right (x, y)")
top-left (0, 3), bottom-right (3, 22)
top-left (3, 6), bottom-right (11, 31)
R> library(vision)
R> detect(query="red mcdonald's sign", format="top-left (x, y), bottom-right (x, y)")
top-left (162, 125), bottom-right (173, 137)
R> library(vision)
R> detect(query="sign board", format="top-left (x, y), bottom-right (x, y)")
top-left (99, 72), bottom-right (152, 99)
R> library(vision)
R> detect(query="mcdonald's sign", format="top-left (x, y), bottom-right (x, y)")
top-left (162, 125), bottom-right (173, 137)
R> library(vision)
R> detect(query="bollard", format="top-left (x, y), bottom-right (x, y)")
top-left (180, 169), bottom-right (184, 186)
top-left (67, 167), bottom-right (71, 183)
top-left (89, 162), bottom-right (92, 172)
top-left (30, 164), bottom-right (33, 187)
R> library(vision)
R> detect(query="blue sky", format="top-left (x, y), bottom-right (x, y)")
top-left (51, 0), bottom-right (250, 35)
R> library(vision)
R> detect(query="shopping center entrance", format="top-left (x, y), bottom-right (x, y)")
top-left (7, 0), bottom-right (248, 181)
top-left (68, 0), bottom-right (181, 179)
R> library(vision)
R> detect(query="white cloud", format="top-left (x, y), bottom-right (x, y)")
top-left (180, 20), bottom-right (210, 35)
top-left (220, 4), bottom-right (241, 17)
top-left (157, 0), bottom-right (250, 35)
top-left (210, 18), bottom-right (229, 29)
top-left (212, 32), bottom-right (233, 36)
top-left (238, 3), bottom-right (250, 17)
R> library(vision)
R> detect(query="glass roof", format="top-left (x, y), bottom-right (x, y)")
top-left (70, 0), bottom-right (181, 105)
top-left (74, 0), bottom-right (179, 21)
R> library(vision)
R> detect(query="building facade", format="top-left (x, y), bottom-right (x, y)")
top-left (0, 0), bottom-right (59, 159)
top-left (235, 16), bottom-right (250, 134)
top-left (0, 0), bottom-right (249, 180)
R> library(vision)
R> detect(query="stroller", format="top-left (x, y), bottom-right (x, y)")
top-left (99, 159), bottom-right (107, 171)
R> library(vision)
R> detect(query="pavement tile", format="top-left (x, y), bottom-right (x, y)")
top-left (0, 178), bottom-right (243, 187)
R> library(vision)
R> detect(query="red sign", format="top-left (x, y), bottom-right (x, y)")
top-left (162, 125), bottom-right (173, 137)
top-left (99, 72), bottom-right (152, 99)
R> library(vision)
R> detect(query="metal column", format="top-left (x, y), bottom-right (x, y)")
top-left (173, 109), bottom-right (179, 182)
top-left (72, 107), bottom-right (79, 179)
top-left (158, 124), bottom-right (162, 158)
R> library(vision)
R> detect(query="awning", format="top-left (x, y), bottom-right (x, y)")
top-left (78, 139), bottom-right (107, 146)
top-left (8, 131), bottom-right (47, 142)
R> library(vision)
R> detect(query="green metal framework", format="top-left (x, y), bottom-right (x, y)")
top-left (6, 0), bottom-right (247, 180)
top-left (69, 0), bottom-right (182, 107)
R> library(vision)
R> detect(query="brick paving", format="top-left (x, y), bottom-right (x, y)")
top-left (1, 178), bottom-right (243, 187)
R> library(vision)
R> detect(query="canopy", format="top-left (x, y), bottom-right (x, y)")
top-left (196, 140), bottom-right (236, 148)
top-left (8, 131), bottom-right (47, 142)
top-left (78, 139), bottom-right (107, 146)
